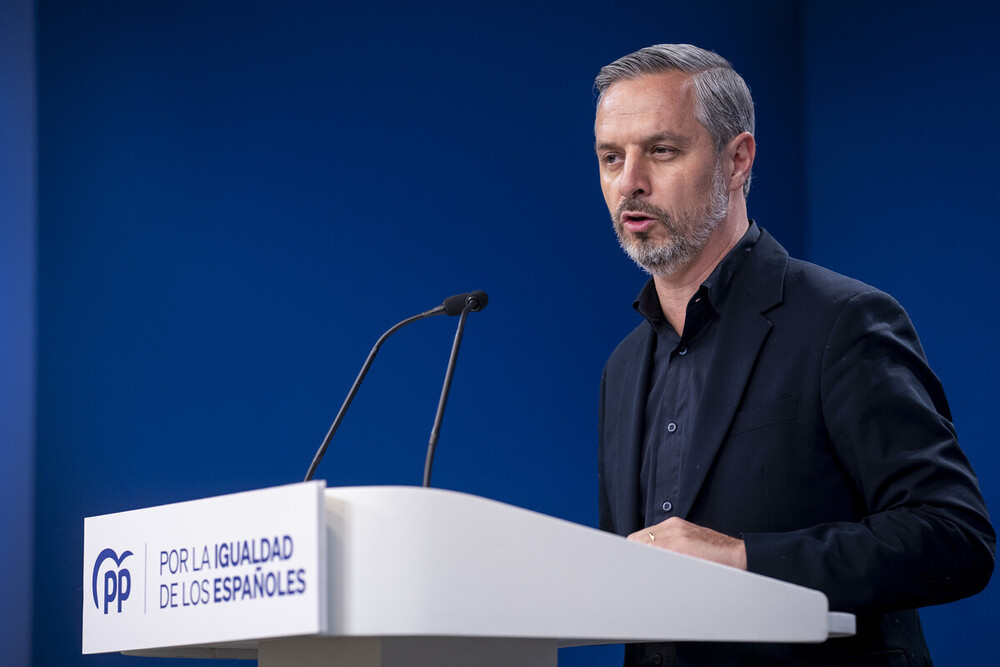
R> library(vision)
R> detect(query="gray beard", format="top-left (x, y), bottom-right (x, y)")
top-left (613, 164), bottom-right (729, 277)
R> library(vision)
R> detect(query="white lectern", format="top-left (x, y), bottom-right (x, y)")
top-left (83, 482), bottom-right (854, 665)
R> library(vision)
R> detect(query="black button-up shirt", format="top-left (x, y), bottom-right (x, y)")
top-left (634, 222), bottom-right (760, 526)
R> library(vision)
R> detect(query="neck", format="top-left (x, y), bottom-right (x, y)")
top-left (653, 214), bottom-right (749, 335)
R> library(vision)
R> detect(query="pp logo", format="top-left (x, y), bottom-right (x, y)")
top-left (92, 548), bottom-right (133, 614)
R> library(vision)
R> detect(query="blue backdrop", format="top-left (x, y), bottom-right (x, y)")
top-left (3, 1), bottom-right (995, 665)
top-left (0, 1), bottom-right (36, 666)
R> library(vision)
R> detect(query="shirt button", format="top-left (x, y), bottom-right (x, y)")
top-left (666, 422), bottom-right (677, 433)
top-left (662, 501), bottom-right (673, 512)
top-left (677, 346), bottom-right (688, 356)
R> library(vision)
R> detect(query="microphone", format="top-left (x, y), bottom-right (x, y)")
top-left (466, 290), bottom-right (488, 312)
top-left (303, 292), bottom-right (482, 482)
top-left (442, 292), bottom-right (470, 316)
top-left (423, 290), bottom-right (489, 487)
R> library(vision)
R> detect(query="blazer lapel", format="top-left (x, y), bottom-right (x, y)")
top-left (675, 230), bottom-right (788, 520)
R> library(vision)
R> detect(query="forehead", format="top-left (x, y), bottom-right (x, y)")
top-left (595, 70), bottom-right (703, 141)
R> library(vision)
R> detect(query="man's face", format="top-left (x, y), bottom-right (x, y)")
top-left (594, 71), bottom-right (728, 276)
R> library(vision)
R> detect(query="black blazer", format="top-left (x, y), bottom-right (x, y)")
top-left (599, 229), bottom-right (994, 667)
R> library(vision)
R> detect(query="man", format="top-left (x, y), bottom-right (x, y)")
top-left (595, 44), bottom-right (994, 666)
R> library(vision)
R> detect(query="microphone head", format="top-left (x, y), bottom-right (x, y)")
top-left (441, 291), bottom-right (488, 316)
top-left (442, 293), bottom-right (471, 316)
top-left (467, 290), bottom-right (488, 312)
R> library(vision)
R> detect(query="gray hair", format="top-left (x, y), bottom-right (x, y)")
top-left (595, 44), bottom-right (755, 197)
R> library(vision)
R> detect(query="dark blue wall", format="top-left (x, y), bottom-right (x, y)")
top-left (1, 0), bottom-right (36, 665)
top-left (803, 2), bottom-right (999, 663)
top-left (26, 1), bottom-right (995, 665)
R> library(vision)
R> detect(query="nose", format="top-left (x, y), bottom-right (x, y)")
top-left (618, 154), bottom-right (650, 198)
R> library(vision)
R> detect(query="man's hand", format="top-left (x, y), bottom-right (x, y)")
top-left (628, 517), bottom-right (747, 570)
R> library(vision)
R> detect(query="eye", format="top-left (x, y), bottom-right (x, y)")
top-left (600, 153), bottom-right (621, 166)
top-left (652, 146), bottom-right (677, 156)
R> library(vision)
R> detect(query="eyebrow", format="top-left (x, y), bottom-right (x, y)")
top-left (594, 131), bottom-right (691, 153)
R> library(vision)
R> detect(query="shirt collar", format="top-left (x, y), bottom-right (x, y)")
top-left (633, 221), bottom-right (761, 335)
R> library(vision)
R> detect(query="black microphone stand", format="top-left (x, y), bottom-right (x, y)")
top-left (423, 294), bottom-right (480, 487)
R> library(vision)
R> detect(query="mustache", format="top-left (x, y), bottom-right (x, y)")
top-left (614, 198), bottom-right (671, 225)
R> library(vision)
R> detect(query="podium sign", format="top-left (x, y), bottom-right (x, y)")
top-left (82, 481), bottom-right (327, 654)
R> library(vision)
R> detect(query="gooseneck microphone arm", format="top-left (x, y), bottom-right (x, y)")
top-left (303, 293), bottom-right (473, 482)
top-left (423, 290), bottom-right (488, 488)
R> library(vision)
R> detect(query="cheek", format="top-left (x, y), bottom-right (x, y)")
top-left (604, 189), bottom-right (616, 207)
top-left (600, 182), bottom-right (619, 214)
top-left (687, 166), bottom-right (718, 200)
top-left (660, 177), bottom-right (699, 210)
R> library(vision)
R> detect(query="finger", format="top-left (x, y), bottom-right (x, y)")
top-left (627, 530), bottom-right (658, 544)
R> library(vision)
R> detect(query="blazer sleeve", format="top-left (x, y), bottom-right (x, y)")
top-left (742, 289), bottom-right (995, 613)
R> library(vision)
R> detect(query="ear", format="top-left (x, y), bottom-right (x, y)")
top-left (725, 132), bottom-right (755, 195)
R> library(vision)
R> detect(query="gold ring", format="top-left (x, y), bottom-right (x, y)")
top-left (648, 532), bottom-right (656, 542)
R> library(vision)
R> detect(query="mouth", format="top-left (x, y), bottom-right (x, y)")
top-left (620, 212), bottom-right (657, 234)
